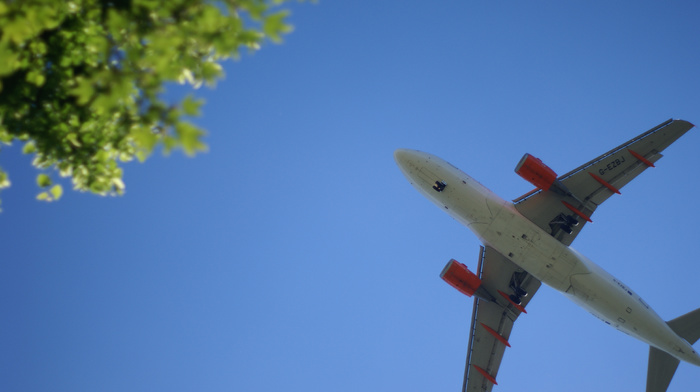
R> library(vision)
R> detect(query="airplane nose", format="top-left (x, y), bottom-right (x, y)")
top-left (394, 148), bottom-right (408, 163)
top-left (394, 148), bottom-right (417, 166)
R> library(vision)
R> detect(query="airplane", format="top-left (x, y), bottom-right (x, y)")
top-left (394, 119), bottom-right (699, 392)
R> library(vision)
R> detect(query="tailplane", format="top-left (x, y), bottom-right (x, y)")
top-left (646, 308), bottom-right (700, 392)
top-left (647, 347), bottom-right (680, 392)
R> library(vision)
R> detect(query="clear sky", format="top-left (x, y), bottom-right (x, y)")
top-left (2, 1), bottom-right (700, 391)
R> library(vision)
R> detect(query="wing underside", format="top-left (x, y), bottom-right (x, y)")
top-left (513, 119), bottom-right (694, 245)
top-left (462, 246), bottom-right (541, 392)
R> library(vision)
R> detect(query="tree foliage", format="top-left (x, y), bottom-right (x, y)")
top-left (0, 0), bottom-right (294, 207)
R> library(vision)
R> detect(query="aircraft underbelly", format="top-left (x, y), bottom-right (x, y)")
top-left (452, 191), bottom-right (690, 351)
top-left (461, 198), bottom-right (578, 292)
top-left (477, 202), bottom-right (695, 360)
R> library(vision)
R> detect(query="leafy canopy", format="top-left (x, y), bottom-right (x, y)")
top-left (0, 0), bottom-right (294, 206)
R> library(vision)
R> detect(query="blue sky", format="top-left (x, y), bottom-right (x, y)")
top-left (2, 1), bottom-right (700, 391)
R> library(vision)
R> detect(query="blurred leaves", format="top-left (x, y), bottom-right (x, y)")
top-left (0, 0), bottom-right (297, 207)
top-left (37, 173), bottom-right (52, 187)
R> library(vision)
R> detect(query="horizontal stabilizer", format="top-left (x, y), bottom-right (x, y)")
top-left (667, 308), bottom-right (700, 345)
top-left (647, 347), bottom-right (680, 392)
top-left (646, 307), bottom-right (700, 392)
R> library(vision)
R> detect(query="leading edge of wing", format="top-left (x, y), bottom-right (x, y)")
top-left (462, 246), bottom-right (541, 392)
top-left (556, 119), bottom-right (693, 183)
top-left (511, 119), bottom-right (694, 245)
top-left (514, 119), bottom-right (694, 205)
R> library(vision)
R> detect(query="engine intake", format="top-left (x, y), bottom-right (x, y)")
top-left (440, 259), bottom-right (482, 297)
top-left (515, 153), bottom-right (557, 190)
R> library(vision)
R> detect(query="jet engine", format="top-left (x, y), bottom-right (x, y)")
top-left (440, 259), bottom-right (482, 297)
top-left (515, 153), bottom-right (557, 190)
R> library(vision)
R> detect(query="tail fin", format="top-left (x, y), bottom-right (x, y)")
top-left (646, 308), bottom-right (700, 392)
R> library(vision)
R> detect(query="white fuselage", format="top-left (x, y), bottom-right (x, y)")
top-left (395, 149), bottom-right (700, 366)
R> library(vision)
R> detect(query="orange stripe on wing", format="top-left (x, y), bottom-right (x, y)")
top-left (480, 323), bottom-right (511, 347)
top-left (588, 172), bottom-right (621, 194)
top-left (628, 149), bottom-right (655, 167)
top-left (497, 290), bottom-right (527, 314)
top-left (473, 365), bottom-right (498, 385)
top-left (562, 201), bottom-right (593, 223)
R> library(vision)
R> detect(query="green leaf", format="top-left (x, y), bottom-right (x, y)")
top-left (0, 0), bottom-right (298, 211)
top-left (50, 184), bottom-right (63, 200)
top-left (200, 61), bottom-right (223, 85)
top-left (0, 169), bottom-right (10, 189)
top-left (112, 178), bottom-right (125, 194)
top-left (66, 133), bottom-right (81, 147)
top-left (263, 11), bottom-right (293, 43)
top-left (26, 69), bottom-right (46, 86)
top-left (22, 142), bottom-right (37, 154)
top-left (36, 192), bottom-right (50, 201)
top-left (175, 122), bottom-right (207, 156)
top-left (70, 77), bottom-right (95, 105)
top-left (37, 173), bottom-right (52, 187)
top-left (0, 42), bottom-right (21, 77)
top-left (181, 95), bottom-right (204, 117)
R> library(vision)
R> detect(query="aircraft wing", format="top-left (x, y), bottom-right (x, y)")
top-left (513, 119), bottom-right (695, 246)
top-left (462, 246), bottom-right (541, 392)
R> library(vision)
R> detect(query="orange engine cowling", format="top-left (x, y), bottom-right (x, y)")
top-left (515, 153), bottom-right (557, 190)
top-left (440, 259), bottom-right (482, 297)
